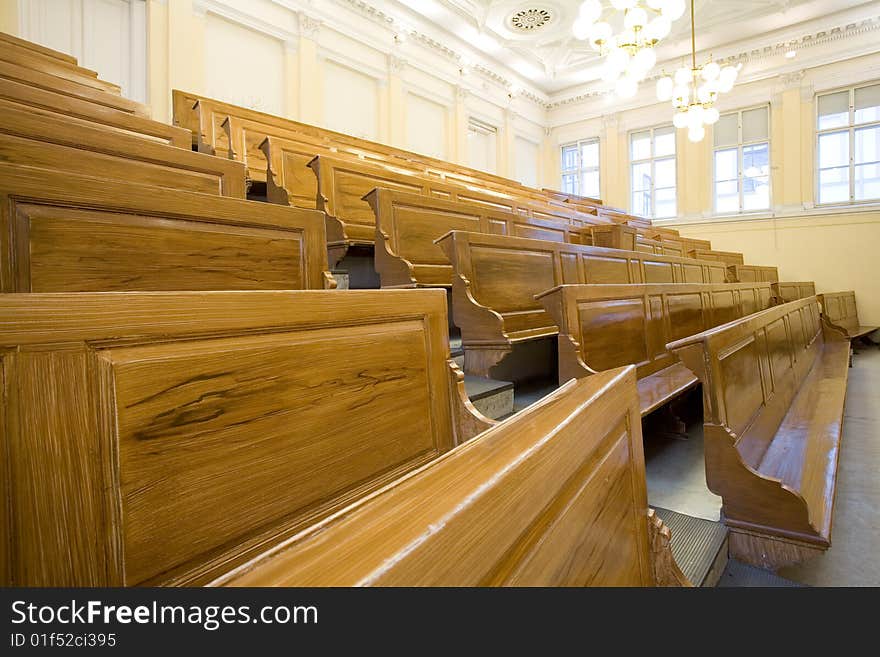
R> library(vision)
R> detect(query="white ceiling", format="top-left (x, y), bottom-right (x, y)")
top-left (386, 0), bottom-right (880, 95)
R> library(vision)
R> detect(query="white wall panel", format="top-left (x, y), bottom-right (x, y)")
top-left (323, 59), bottom-right (379, 140)
top-left (19, 0), bottom-right (147, 102)
top-left (204, 12), bottom-right (284, 116)
top-left (515, 136), bottom-right (539, 187)
top-left (407, 93), bottom-right (447, 159)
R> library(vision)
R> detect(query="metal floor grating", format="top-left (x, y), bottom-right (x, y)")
top-left (717, 560), bottom-right (805, 587)
top-left (653, 507), bottom-right (728, 587)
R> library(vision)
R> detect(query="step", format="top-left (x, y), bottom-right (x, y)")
top-left (464, 375), bottom-right (514, 420)
top-left (654, 507), bottom-right (728, 587)
top-left (717, 560), bottom-right (805, 587)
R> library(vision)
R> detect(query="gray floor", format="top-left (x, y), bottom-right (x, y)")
top-left (643, 347), bottom-right (880, 586)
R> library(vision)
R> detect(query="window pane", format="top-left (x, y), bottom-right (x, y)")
top-left (818, 166), bottom-right (850, 204)
top-left (714, 148), bottom-right (737, 181)
top-left (654, 157), bottom-right (676, 188)
top-left (742, 106), bottom-right (769, 142)
top-left (631, 161), bottom-right (652, 192)
top-left (631, 130), bottom-right (651, 160)
top-left (715, 180), bottom-right (739, 213)
top-left (855, 125), bottom-right (880, 165)
top-left (743, 142), bottom-right (769, 178)
top-left (818, 130), bottom-right (849, 169)
top-left (562, 173), bottom-right (578, 194)
top-left (581, 140), bottom-right (599, 168)
top-left (743, 175), bottom-right (770, 211)
top-left (818, 91), bottom-right (849, 130)
top-left (654, 187), bottom-right (676, 218)
top-left (561, 145), bottom-right (578, 171)
top-left (714, 113), bottom-right (738, 147)
top-left (855, 162), bottom-right (880, 201)
top-left (854, 84), bottom-right (880, 124)
top-left (654, 127), bottom-right (675, 157)
top-left (632, 190), bottom-right (651, 217)
top-left (582, 170), bottom-right (600, 198)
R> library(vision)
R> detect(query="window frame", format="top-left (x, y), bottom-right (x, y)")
top-left (628, 124), bottom-right (677, 219)
top-left (816, 82), bottom-right (880, 207)
top-left (560, 137), bottom-right (601, 198)
top-left (712, 105), bottom-right (772, 214)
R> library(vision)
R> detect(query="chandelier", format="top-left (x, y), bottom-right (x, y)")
top-left (572, 1), bottom-right (686, 99)
top-left (655, 0), bottom-right (739, 142)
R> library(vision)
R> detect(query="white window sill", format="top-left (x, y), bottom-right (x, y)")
top-left (653, 201), bottom-right (880, 226)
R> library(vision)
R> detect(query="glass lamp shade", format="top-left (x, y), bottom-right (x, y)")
top-left (579, 0), bottom-right (603, 24)
top-left (589, 21), bottom-right (613, 49)
top-left (701, 61), bottom-right (720, 81)
top-left (674, 67), bottom-right (691, 85)
top-left (611, 0), bottom-right (638, 10)
top-left (719, 65), bottom-right (738, 86)
top-left (607, 47), bottom-right (631, 73)
top-left (656, 76), bottom-right (674, 101)
top-left (704, 107), bottom-right (720, 124)
top-left (644, 15), bottom-right (672, 41)
top-left (688, 125), bottom-right (706, 142)
top-left (624, 7), bottom-right (649, 31)
top-left (572, 18), bottom-right (592, 40)
top-left (646, 0), bottom-right (667, 9)
top-left (631, 47), bottom-right (656, 74)
top-left (673, 111), bottom-right (689, 129)
top-left (662, 0), bottom-right (686, 21)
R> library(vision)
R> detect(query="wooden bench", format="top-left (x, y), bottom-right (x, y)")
top-left (435, 230), bottom-right (728, 377)
top-left (728, 264), bottom-right (779, 283)
top-left (636, 235), bottom-right (685, 257)
top-left (0, 77), bottom-right (189, 147)
top-left (0, 289), bottom-right (502, 585)
top-left (537, 282), bottom-right (774, 417)
top-left (0, 36), bottom-right (122, 95)
top-left (367, 188), bottom-right (585, 288)
top-left (688, 247), bottom-right (745, 266)
top-left (0, 31), bottom-right (78, 65)
top-left (818, 291), bottom-right (878, 342)
top-left (0, 101), bottom-right (247, 197)
top-left (222, 365), bottom-right (687, 587)
top-left (773, 281), bottom-right (816, 304)
top-left (668, 297), bottom-right (850, 570)
top-left (309, 155), bottom-right (605, 265)
top-left (0, 58), bottom-right (143, 116)
top-left (0, 163), bottom-right (332, 292)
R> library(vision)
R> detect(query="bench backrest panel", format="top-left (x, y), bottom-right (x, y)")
top-left (0, 289), bottom-right (455, 586)
top-left (727, 264), bottom-right (779, 283)
top-left (0, 40), bottom-right (122, 95)
top-left (818, 291), bottom-right (860, 333)
top-left (438, 230), bottom-right (729, 343)
top-left (538, 283), bottom-right (774, 380)
top-left (224, 367), bottom-right (652, 586)
top-left (0, 164), bottom-right (329, 293)
top-left (688, 248), bottom-right (745, 266)
top-left (773, 281), bottom-right (816, 304)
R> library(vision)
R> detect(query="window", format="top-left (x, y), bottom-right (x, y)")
top-left (817, 83), bottom-right (880, 205)
top-left (713, 106), bottom-right (770, 213)
top-left (630, 126), bottom-right (676, 218)
top-left (560, 138), bottom-right (600, 198)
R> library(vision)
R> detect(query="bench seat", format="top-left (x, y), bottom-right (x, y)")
top-left (638, 362), bottom-right (699, 417)
top-left (755, 340), bottom-right (849, 544)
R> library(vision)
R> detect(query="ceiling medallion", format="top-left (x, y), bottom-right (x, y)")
top-left (509, 8), bottom-right (553, 32)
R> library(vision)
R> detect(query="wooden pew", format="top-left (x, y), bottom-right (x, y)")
top-left (309, 155), bottom-right (605, 265)
top-left (636, 235), bottom-right (685, 257)
top-left (688, 248), bottom-right (744, 266)
top-left (541, 187), bottom-right (604, 205)
top-left (668, 297), bottom-right (850, 569)
top-left (0, 101), bottom-right (247, 197)
top-left (728, 264), bottom-right (779, 283)
top-left (0, 35), bottom-right (122, 95)
top-left (0, 58), bottom-right (144, 116)
top-left (670, 236), bottom-right (712, 253)
top-left (537, 282), bottom-right (774, 417)
top-left (0, 31), bottom-right (78, 65)
top-left (818, 291), bottom-right (878, 342)
top-left (0, 163), bottom-right (333, 292)
top-left (0, 288), bottom-right (502, 585)
top-left (223, 366), bottom-right (687, 587)
top-left (366, 188), bottom-right (584, 288)
top-left (435, 230), bottom-right (728, 377)
top-left (0, 77), bottom-right (189, 147)
top-left (772, 281), bottom-right (816, 304)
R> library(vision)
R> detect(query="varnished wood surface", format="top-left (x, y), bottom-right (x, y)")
top-left (366, 188), bottom-right (597, 288)
top-left (0, 289), bottom-right (498, 585)
top-left (688, 248), bottom-right (745, 266)
top-left (0, 77), bottom-right (190, 147)
top-left (224, 366), bottom-right (663, 586)
top-left (436, 229), bottom-right (730, 376)
top-left (818, 291), bottom-right (878, 339)
top-left (668, 297), bottom-right (850, 565)
top-left (0, 31), bottom-right (78, 65)
top-left (0, 57), bottom-right (142, 116)
top-left (0, 163), bottom-right (332, 292)
top-left (773, 281), bottom-right (816, 304)
top-left (727, 263), bottom-right (779, 283)
top-left (536, 282), bottom-right (774, 414)
top-left (0, 102), bottom-right (247, 197)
